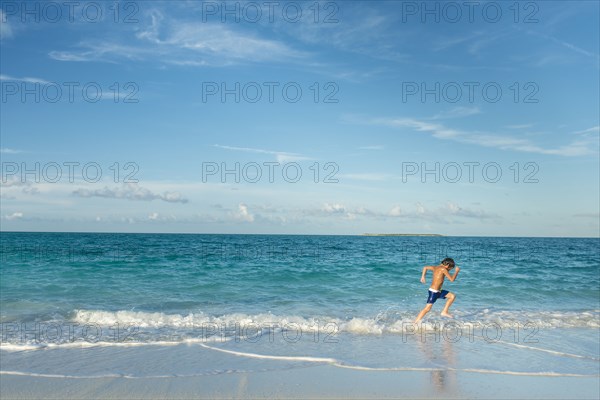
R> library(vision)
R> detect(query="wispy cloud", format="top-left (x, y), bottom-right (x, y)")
top-left (48, 43), bottom-right (139, 63)
top-left (539, 32), bottom-right (599, 59)
top-left (72, 183), bottom-right (188, 203)
top-left (338, 173), bottom-right (392, 182)
top-left (0, 10), bottom-right (13, 40)
top-left (358, 145), bottom-right (385, 150)
top-left (49, 9), bottom-right (306, 66)
top-left (431, 107), bottom-right (481, 120)
top-left (432, 32), bottom-right (483, 52)
top-left (572, 126), bottom-right (600, 135)
top-left (362, 116), bottom-right (598, 157)
top-left (521, 29), bottom-right (600, 67)
top-left (467, 31), bottom-right (511, 55)
top-left (270, 3), bottom-right (386, 53)
top-left (573, 212), bottom-right (600, 218)
top-left (0, 147), bottom-right (24, 154)
top-left (506, 124), bottom-right (534, 130)
top-left (213, 144), bottom-right (310, 163)
top-left (0, 74), bottom-right (50, 84)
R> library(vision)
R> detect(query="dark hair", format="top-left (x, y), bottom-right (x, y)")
top-left (441, 258), bottom-right (455, 269)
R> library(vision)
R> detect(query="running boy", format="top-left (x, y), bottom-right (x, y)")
top-left (414, 258), bottom-right (460, 323)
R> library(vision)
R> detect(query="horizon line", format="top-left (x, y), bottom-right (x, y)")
top-left (1, 230), bottom-right (599, 239)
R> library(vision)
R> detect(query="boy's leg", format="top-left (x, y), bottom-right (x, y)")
top-left (441, 292), bottom-right (456, 318)
top-left (414, 303), bottom-right (433, 323)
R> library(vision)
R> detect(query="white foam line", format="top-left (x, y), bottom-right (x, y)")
top-left (198, 343), bottom-right (337, 363)
top-left (0, 337), bottom-right (232, 352)
top-left (456, 368), bottom-right (598, 377)
top-left (199, 344), bottom-right (600, 378)
top-left (0, 371), bottom-right (124, 379)
top-left (4, 341), bottom-right (598, 379)
top-left (332, 363), bottom-right (598, 377)
top-left (494, 340), bottom-right (600, 361)
top-left (332, 364), bottom-right (443, 372)
top-left (2, 367), bottom-right (597, 380)
top-left (470, 335), bottom-right (600, 361)
top-left (0, 370), bottom-right (242, 379)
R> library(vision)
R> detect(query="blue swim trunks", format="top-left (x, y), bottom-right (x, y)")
top-left (427, 289), bottom-right (449, 304)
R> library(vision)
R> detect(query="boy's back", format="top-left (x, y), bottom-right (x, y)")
top-left (429, 266), bottom-right (452, 291)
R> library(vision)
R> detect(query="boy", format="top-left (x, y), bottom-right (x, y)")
top-left (414, 258), bottom-right (460, 323)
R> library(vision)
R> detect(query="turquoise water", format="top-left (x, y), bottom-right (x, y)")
top-left (1, 232), bottom-right (599, 378)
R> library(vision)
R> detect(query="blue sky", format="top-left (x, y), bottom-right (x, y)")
top-left (0, 0), bottom-right (598, 236)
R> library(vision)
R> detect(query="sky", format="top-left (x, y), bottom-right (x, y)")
top-left (0, 0), bottom-right (599, 237)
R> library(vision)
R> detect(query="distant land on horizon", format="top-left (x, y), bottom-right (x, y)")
top-left (362, 233), bottom-right (444, 237)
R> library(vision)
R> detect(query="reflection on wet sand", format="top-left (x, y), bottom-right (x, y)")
top-left (416, 332), bottom-right (458, 395)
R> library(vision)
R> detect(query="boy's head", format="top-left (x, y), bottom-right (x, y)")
top-left (441, 257), bottom-right (455, 270)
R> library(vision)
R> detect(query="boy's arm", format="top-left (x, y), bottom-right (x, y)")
top-left (442, 267), bottom-right (460, 282)
top-left (420, 266), bottom-right (433, 283)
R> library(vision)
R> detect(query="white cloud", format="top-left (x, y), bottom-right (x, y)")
top-left (322, 203), bottom-right (346, 214)
top-left (301, 201), bottom-right (494, 222)
top-left (445, 202), bottom-right (492, 219)
top-left (148, 212), bottom-right (159, 220)
top-left (389, 206), bottom-right (402, 217)
top-left (1, 177), bottom-right (27, 188)
top-left (233, 203), bottom-right (254, 222)
top-left (0, 177), bottom-right (40, 196)
top-left (4, 212), bottom-right (23, 220)
top-left (319, 203), bottom-right (375, 220)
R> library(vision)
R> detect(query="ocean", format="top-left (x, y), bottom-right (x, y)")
top-left (1, 232), bottom-right (599, 381)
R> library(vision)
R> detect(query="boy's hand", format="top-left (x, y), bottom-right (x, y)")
top-left (455, 266), bottom-right (460, 272)
top-left (420, 277), bottom-right (426, 284)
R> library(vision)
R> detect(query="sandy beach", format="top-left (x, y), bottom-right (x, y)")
top-left (2, 361), bottom-right (599, 399)
top-left (2, 335), bottom-right (599, 400)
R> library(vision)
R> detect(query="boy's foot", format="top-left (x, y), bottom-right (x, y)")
top-left (440, 312), bottom-right (453, 318)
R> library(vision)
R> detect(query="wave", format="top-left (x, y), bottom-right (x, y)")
top-left (70, 308), bottom-right (600, 331)
top-left (1, 308), bottom-right (597, 351)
